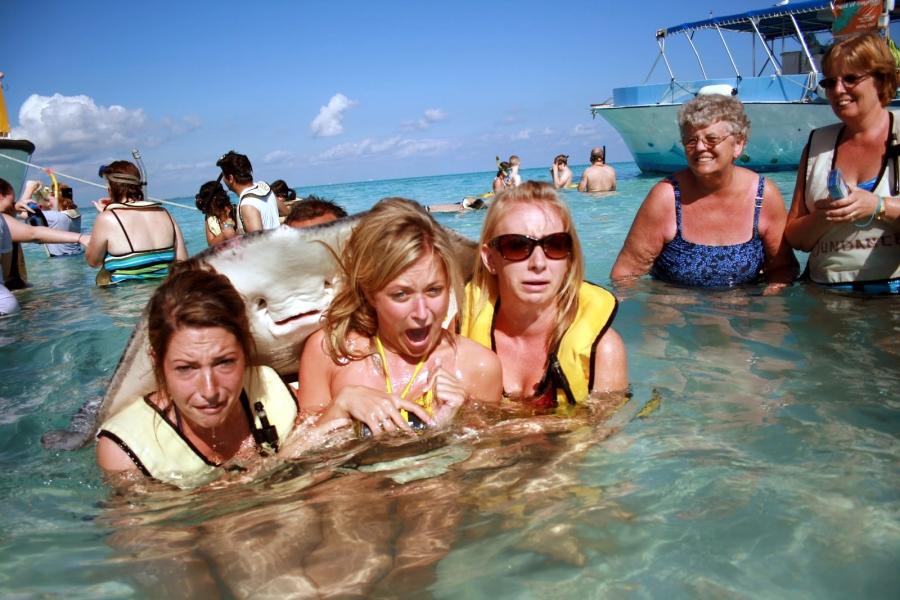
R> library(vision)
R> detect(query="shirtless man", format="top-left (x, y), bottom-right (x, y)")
top-left (578, 147), bottom-right (616, 193)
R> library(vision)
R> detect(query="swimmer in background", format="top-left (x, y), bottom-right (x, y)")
top-left (216, 151), bottom-right (280, 233)
top-left (461, 181), bottom-right (628, 410)
top-left (0, 177), bottom-right (91, 315)
top-left (508, 155), bottom-right (522, 187)
top-left (18, 180), bottom-right (83, 256)
top-left (493, 161), bottom-right (512, 195)
top-left (195, 180), bottom-right (237, 246)
top-left (550, 154), bottom-right (573, 189)
top-left (285, 196), bottom-right (348, 228)
top-left (86, 160), bottom-right (188, 286)
top-left (578, 147), bottom-right (616, 193)
top-left (270, 179), bottom-right (298, 219)
top-left (426, 196), bottom-right (487, 214)
top-left (298, 198), bottom-right (501, 435)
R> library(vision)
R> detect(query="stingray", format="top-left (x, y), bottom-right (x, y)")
top-left (41, 214), bottom-right (478, 451)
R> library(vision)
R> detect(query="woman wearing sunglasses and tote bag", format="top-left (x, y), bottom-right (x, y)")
top-left (785, 32), bottom-right (900, 295)
top-left (460, 181), bottom-right (628, 411)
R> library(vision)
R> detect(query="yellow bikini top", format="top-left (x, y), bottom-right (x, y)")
top-left (374, 335), bottom-right (434, 419)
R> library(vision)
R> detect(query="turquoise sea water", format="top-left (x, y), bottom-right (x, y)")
top-left (1, 164), bottom-right (898, 598)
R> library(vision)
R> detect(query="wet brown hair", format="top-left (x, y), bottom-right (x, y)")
top-left (103, 160), bottom-right (144, 204)
top-left (147, 262), bottom-right (253, 393)
top-left (823, 32), bottom-right (900, 106)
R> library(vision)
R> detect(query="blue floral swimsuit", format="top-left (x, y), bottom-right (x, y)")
top-left (651, 175), bottom-right (766, 287)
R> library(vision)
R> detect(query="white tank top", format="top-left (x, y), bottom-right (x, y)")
top-left (804, 118), bottom-right (900, 284)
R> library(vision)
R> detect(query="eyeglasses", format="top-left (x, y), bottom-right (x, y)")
top-left (489, 232), bottom-right (573, 262)
top-left (682, 133), bottom-right (733, 150)
top-left (820, 73), bottom-right (871, 90)
top-left (819, 73), bottom-right (871, 91)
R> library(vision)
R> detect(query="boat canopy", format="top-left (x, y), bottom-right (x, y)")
top-left (660, 0), bottom-right (898, 40)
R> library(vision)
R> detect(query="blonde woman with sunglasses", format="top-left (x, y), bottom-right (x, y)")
top-left (611, 94), bottom-right (798, 291)
top-left (786, 32), bottom-right (900, 294)
top-left (461, 181), bottom-right (627, 409)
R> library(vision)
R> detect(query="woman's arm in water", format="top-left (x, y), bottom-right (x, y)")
top-left (785, 145), bottom-right (831, 252)
top-left (610, 180), bottom-right (674, 282)
top-left (591, 326), bottom-right (628, 394)
top-left (758, 178), bottom-right (799, 289)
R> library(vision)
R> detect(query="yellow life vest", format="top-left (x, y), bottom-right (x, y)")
top-left (97, 366), bottom-right (297, 489)
top-left (460, 281), bottom-right (618, 406)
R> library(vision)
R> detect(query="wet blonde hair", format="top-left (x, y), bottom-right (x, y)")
top-left (823, 32), bottom-right (899, 106)
top-left (468, 181), bottom-right (584, 351)
top-left (678, 94), bottom-right (751, 142)
top-left (323, 197), bottom-right (463, 362)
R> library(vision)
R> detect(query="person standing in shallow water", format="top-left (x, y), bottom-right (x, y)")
top-left (0, 177), bottom-right (91, 315)
top-left (610, 94), bottom-right (798, 291)
top-left (461, 181), bottom-right (628, 409)
top-left (578, 147), bottom-right (616, 192)
top-left (216, 151), bottom-right (280, 234)
top-left (550, 154), bottom-right (572, 189)
top-left (785, 32), bottom-right (900, 294)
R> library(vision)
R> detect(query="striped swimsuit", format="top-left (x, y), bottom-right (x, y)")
top-left (101, 208), bottom-right (176, 285)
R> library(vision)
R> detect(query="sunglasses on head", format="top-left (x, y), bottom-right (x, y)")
top-left (489, 232), bottom-right (573, 262)
top-left (819, 73), bottom-right (871, 90)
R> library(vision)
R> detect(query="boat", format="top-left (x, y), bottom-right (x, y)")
top-left (0, 72), bottom-right (35, 195)
top-left (590, 0), bottom-right (900, 174)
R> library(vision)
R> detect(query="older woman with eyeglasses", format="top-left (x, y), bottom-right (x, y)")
top-left (461, 181), bottom-right (627, 410)
top-left (785, 32), bottom-right (900, 294)
top-left (611, 94), bottom-right (798, 291)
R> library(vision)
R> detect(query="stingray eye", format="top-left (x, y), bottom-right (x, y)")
top-left (256, 298), bottom-right (267, 311)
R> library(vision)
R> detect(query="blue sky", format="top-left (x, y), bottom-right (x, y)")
top-left (0, 0), bottom-right (873, 199)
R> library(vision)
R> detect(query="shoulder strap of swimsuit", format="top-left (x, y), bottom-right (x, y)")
top-left (666, 175), bottom-right (683, 235)
top-left (752, 175), bottom-right (765, 237)
top-left (108, 209), bottom-right (136, 253)
top-left (165, 209), bottom-right (177, 247)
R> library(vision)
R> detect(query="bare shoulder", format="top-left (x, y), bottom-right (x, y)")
top-left (454, 335), bottom-right (500, 371)
top-left (96, 435), bottom-right (140, 473)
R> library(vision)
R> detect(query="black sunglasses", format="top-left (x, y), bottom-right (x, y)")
top-left (489, 232), bottom-right (573, 262)
top-left (819, 73), bottom-right (871, 90)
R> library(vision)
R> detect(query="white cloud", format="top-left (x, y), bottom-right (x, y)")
top-left (263, 150), bottom-right (294, 163)
top-left (310, 93), bottom-right (356, 137)
top-left (314, 136), bottom-right (451, 162)
top-left (572, 123), bottom-right (601, 137)
top-left (423, 108), bottom-right (447, 123)
top-left (401, 107), bottom-right (449, 131)
top-left (511, 129), bottom-right (531, 141)
top-left (12, 93), bottom-right (147, 162)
